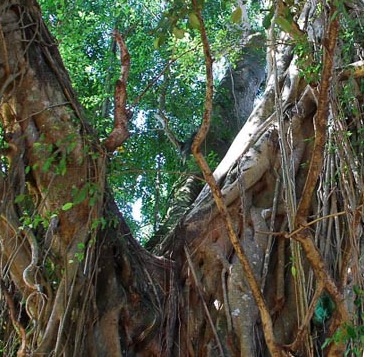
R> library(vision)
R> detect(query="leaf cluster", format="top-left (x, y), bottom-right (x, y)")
top-left (38, 0), bottom-right (263, 240)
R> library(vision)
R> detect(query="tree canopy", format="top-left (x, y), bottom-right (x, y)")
top-left (36, 0), bottom-right (267, 241)
top-left (36, 1), bottom-right (246, 239)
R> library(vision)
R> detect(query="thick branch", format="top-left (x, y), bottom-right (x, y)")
top-left (292, 6), bottom-right (350, 354)
top-left (190, 1), bottom-right (285, 355)
top-left (296, 7), bottom-right (339, 221)
top-left (104, 30), bottom-right (131, 152)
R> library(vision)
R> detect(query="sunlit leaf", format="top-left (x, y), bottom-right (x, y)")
top-left (14, 194), bottom-right (25, 203)
top-left (153, 35), bottom-right (165, 48)
top-left (231, 7), bottom-right (242, 24)
top-left (61, 202), bottom-right (74, 211)
top-left (72, 185), bottom-right (88, 205)
top-left (173, 27), bottom-right (185, 39)
top-left (188, 13), bottom-right (200, 29)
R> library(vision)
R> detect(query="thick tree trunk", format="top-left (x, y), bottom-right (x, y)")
top-left (0, 1), bottom-right (363, 357)
top-left (143, 2), bottom-right (363, 356)
top-left (0, 3), bottom-right (169, 356)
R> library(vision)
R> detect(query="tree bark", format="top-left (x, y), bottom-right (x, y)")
top-left (0, 1), bottom-right (363, 357)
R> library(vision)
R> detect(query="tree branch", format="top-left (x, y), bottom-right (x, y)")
top-left (104, 29), bottom-right (131, 152)
top-left (154, 113), bottom-right (182, 152)
top-left (292, 6), bottom-right (350, 354)
top-left (132, 47), bottom-right (198, 106)
top-left (295, 8), bottom-right (339, 221)
top-left (190, 1), bottom-right (285, 355)
top-left (0, 280), bottom-right (27, 356)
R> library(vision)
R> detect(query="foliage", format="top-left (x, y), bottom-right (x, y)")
top-left (313, 293), bottom-right (335, 326)
top-left (38, 0), bottom-right (251, 239)
top-left (322, 288), bottom-right (364, 357)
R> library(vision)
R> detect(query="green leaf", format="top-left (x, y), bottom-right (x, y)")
top-left (42, 157), bottom-right (54, 173)
top-left (57, 157), bottom-right (67, 176)
top-left (231, 7), bottom-right (242, 24)
top-left (91, 218), bottom-right (100, 231)
top-left (33, 215), bottom-right (43, 229)
top-left (14, 194), bottom-right (25, 203)
top-left (263, 7), bottom-right (274, 29)
top-left (153, 35), bottom-right (165, 49)
top-left (72, 185), bottom-right (88, 205)
top-left (188, 13), bottom-right (200, 29)
top-left (346, 324), bottom-right (357, 339)
top-left (275, 16), bottom-right (293, 34)
top-left (173, 27), bottom-right (185, 39)
top-left (321, 338), bottom-right (332, 349)
top-left (196, 0), bottom-right (205, 9)
top-left (61, 202), bottom-right (74, 211)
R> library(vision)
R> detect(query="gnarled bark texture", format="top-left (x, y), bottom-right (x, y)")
top-left (0, 1), bottom-right (363, 357)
